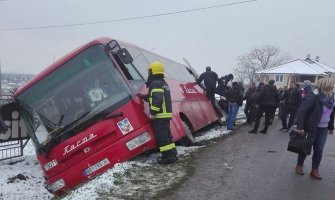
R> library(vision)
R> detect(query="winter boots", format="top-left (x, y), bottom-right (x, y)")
top-left (310, 168), bottom-right (322, 180)
top-left (157, 154), bottom-right (178, 165)
top-left (295, 165), bottom-right (304, 175)
top-left (248, 129), bottom-right (257, 134)
top-left (279, 127), bottom-right (287, 131)
top-left (259, 128), bottom-right (267, 134)
top-left (295, 166), bottom-right (322, 180)
top-left (259, 125), bottom-right (268, 134)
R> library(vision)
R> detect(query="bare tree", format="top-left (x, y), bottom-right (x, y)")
top-left (233, 45), bottom-right (291, 82)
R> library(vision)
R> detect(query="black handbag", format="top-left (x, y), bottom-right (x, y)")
top-left (287, 128), bottom-right (313, 155)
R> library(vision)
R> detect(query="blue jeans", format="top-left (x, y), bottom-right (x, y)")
top-left (297, 127), bottom-right (328, 169)
top-left (227, 102), bottom-right (239, 129)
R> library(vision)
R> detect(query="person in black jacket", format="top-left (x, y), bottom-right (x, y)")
top-left (142, 61), bottom-right (177, 164)
top-left (215, 79), bottom-right (229, 114)
top-left (249, 79), bottom-right (280, 134)
top-left (246, 82), bottom-right (264, 126)
top-left (197, 66), bottom-right (220, 106)
top-left (294, 78), bottom-right (335, 180)
top-left (280, 81), bottom-right (302, 131)
top-left (244, 82), bottom-right (257, 124)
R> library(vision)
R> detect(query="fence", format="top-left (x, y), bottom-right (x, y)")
top-left (0, 95), bottom-right (30, 161)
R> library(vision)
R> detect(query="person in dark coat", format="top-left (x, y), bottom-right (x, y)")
top-left (220, 74), bottom-right (234, 86)
top-left (294, 78), bottom-right (335, 180)
top-left (280, 81), bottom-right (302, 131)
top-left (244, 82), bottom-right (257, 124)
top-left (197, 66), bottom-right (220, 106)
top-left (278, 86), bottom-right (287, 119)
top-left (215, 79), bottom-right (230, 114)
top-left (249, 80), bottom-right (280, 134)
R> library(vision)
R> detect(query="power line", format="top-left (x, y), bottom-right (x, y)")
top-left (0, 0), bottom-right (257, 31)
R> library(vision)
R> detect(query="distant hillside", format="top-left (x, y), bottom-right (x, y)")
top-left (1, 73), bottom-right (35, 94)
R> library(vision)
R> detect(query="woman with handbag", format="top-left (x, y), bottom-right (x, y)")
top-left (295, 79), bottom-right (335, 180)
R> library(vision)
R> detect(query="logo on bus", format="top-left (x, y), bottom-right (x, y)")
top-left (181, 85), bottom-right (198, 94)
top-left (63, 133), bottom-right (97, 155)
top-left (117, 118), bottom-right (134, 135)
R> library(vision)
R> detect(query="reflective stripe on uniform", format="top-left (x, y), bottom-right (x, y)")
top-left (150, 106), bottom-right (160, 111)
top-left (159, 143), bottom-right (176, 152)
top-left (162, 95), bottom-right (167, 113)
top-left (151, 88), bottom-right (164, 95)
top-left (156, 113), bottom-right (172, 118)
top-left (150, 88), bottom-right (164, 113)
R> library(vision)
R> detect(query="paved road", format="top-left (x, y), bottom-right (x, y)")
top-left (162, 119), bottom-right (335, 200)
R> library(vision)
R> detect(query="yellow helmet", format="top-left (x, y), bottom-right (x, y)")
top-left (148, 61), bottom-right (165, 75)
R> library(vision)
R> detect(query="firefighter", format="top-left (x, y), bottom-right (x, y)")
top-left (142, 61), bottom-right (178, 164)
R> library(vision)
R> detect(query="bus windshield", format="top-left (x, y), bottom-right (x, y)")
top-left (16, 45), bottom-right (132, 146)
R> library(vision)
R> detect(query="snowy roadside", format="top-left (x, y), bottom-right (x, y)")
top-left (0, 118), bottom-right (244, 200)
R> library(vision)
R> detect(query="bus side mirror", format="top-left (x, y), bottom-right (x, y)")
top-left (117, 48), bottom-right (133, 64)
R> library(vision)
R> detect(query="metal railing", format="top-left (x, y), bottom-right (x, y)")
top-left (0, 95), bottom-right (30, 161)
top-left (0, 94), bottom-right (12, 104)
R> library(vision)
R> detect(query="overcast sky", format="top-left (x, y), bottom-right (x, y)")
top-left (0, 0), bottom-right (334, 77)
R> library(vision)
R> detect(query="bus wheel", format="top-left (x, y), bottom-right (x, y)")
top-left (178, 120), bottom-right (196, 146)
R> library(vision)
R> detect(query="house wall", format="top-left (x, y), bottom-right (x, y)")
top-left (259, 74), bottom-right (291, 88)
top-left (259, 73), bottom-right (335, 89)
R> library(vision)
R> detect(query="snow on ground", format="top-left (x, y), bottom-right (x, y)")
top-left (0, 116), bottom-right (245, 200)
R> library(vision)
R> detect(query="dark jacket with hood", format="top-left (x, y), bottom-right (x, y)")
top-left (197, 68), bottom-right (219, 90)
top-left (145, 75), bottom-right (173, 119)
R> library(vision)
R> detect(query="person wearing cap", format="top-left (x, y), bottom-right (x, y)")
top-left (142, 61), bottom-right (178, 164)
top-left (301, 80), bottom-right (313, 98)
top-left (197, 66), bottom-right (220, 106)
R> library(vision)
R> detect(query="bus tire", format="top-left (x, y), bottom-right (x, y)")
top-left (178, 120), bottom-right (196, 146)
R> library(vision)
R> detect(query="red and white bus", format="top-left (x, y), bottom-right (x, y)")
top-left (0, 37), bottom-right (224, 194)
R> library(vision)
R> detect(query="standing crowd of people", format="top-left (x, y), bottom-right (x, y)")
top-left (198, 66), bottom-right (335, 180)
top-left (141, 63), bottom-right (334, 182)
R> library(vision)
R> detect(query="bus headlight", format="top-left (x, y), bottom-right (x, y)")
top-left (47, 179), bottom-right (65, 192)
top-left (126, 132), bottom-right (151, 150)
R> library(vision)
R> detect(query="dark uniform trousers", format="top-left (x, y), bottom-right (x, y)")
top-left (152, 119), bottom-right (177, 157)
